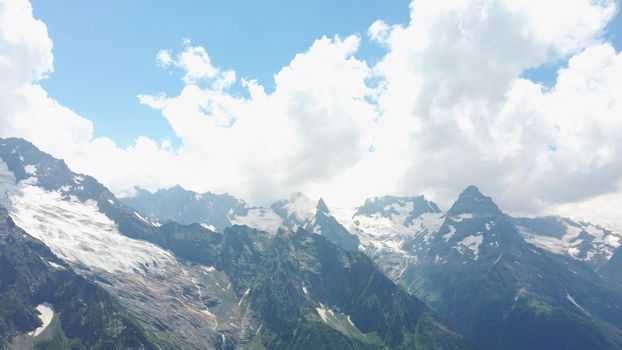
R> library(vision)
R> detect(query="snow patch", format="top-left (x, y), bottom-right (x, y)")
top-left (443, 225), bottom-right (456, 242)
top-left (200, 223), bottom-right (216, 231)
top-left (605, 234), bottom-right (620, 247)
top-left (451, 213), bottom-right (473, 222)
top-left (492, 251), bottom-right (503, 266)
top-left (47, 261), bottom-right (64, 270)
top-left (134, 211), bottom-right (149, 224)
top-left (7, 184), bottom-right (177, 273)
top-left (567, 247), bottom-right (581, 257)
top-left (238, 288), bottom-right (251, 306)
top-left (231, 208), bottom-right (283, 233)
top-left (24, 164), bottom-right (37, 176)
top-left (29, 303), bottom-right (54, 337)
top-left (455, 234), bottom-right (484, 260)
top-left (566, 293), bottom-right (587, 313)
top-left (316, 304), bottom-right (334, 323)
top-left (282, 193), bottom-right (316, 223)
top-left (347, 315), bottom-right (355, 327)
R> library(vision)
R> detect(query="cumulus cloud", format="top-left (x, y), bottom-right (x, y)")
top-left (0, 0), bottom-right (93, 157)
top-left (138, 35), bottom-right (376, 201)
top-left (370, 0), bottom-right (621, 218)
top-left (1, 0), bottom-right (622, 228)
top-left (156, 49), bottom-right (172, 67)
top-left (0, 0), bottom-right (179, 197)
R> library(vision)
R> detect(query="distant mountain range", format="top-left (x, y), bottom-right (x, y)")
top-left (0, 137), bottom-right (471, 349)
top-left (124, 168), bottom-right (622, 349)
top-left (2, 137), bottom-right (622, 349)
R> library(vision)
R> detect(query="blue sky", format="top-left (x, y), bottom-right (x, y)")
top-left (31, 0), bottom-right (410, 147)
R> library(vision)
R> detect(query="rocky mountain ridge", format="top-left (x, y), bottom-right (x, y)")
top-left (0, 137), bottom-right (468, 349)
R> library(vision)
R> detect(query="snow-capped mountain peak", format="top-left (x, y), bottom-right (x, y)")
top-left (271, 192), bottom-right (317, 225)
top-left (0, 140), bottom-right (198, 276)
top-left (0, 139), bottom-right (261, 346)
top-left (353, 195), bottom-right (441, 227)
top-left (516, 215), bottom-right (622, 267)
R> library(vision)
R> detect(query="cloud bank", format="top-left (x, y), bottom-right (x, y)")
top-left (1, 0), bottom-right (621, 227)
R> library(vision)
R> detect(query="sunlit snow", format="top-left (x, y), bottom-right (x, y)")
top-left (518, 219), bottom-right (622, 263)
top-left (282, 193), bottom-right (316, 223)
top-left (455, 234), bottom-right (484, 260)
top-left (24, 164), bottom-right (37, 176)
top-left (7, 184), bottom-right (178, 274)
top-left (231, 208), bottom-right (283, 233)
top-left (29, 303), bottom-right (54, 337)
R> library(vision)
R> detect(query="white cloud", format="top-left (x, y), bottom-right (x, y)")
top-left (369, 0), bottom-right (621, 219)
top-left (368, 20), bottom-right (392, 45)
top-left (156, 49), bottom-right (172, 66)
top-left (0, 0), bottom-right (93, 157)
top-left (0, 0), bottom-right (52, 83)
top-left (176, 45), bottom-right (221, 84)
top-left (1, 0), bottom-right (622, 229)
top-left (0, 0), bottom-right (179, 197)
top-left (138, 35), bottom-right (376, 202)
top-left (156, 43), bottom-right (234, 87)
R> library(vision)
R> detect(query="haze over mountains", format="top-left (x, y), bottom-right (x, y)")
top-left (1, 137), bottom-right (622, 349)
top-left (125, 173), bottom-right (622, 350)
top-left (5, 105), bottom-right (622, 344)
top-left (0, 138), bottom-right (470, 349)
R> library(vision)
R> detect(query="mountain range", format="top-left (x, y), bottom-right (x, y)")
top-left (1, 137), bottom-right (622, 349)
top-left (0, 137), bottom-right (470, 349)
top-left (125, 168), bottom-right (622, 349)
